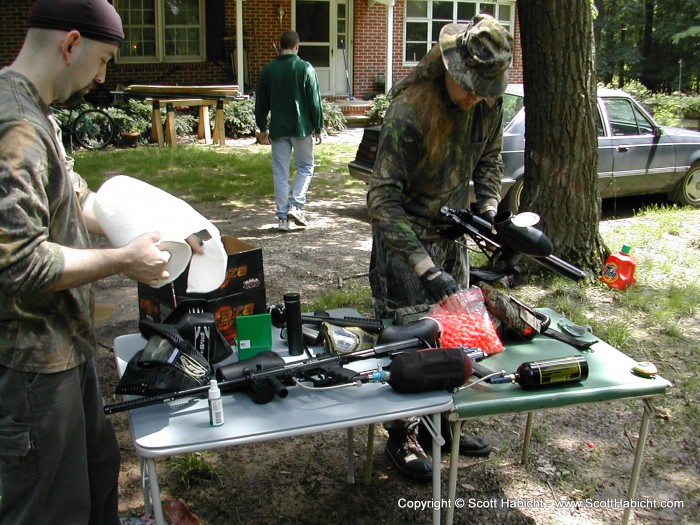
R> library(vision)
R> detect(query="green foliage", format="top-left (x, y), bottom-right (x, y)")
top-left (307, 281), bottom-right (373, 315)
top-left (601, 80), bottom-right (700, 127)
top-left (73, 138), bottom-right (358, 203)
top-left (213, 98), bottom-right (346, 138)
top-left (220, 98), bottom-right (257, 138)
top-left (102, 105), bottom-right (146, 135)
top-left (366, 94), bottom-right (391, 124)
top-left (164, 452), bottom-right (222, 490)
top-left (594, 0), bottom-right (699, 93)
top-left (322, 99), bottom-right (347, 133)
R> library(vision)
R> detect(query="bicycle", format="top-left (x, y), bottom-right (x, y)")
top-left (50, 105), bottom-right (116, 150)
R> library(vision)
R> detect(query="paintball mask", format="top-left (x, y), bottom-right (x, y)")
top-left (115, 301), bottom-right (233, 396)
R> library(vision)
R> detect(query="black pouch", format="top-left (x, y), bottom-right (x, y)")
top-left (387, 348), bottom-right (472, 394)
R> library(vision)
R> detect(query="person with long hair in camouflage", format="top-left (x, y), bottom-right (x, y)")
top-left (367, 14), bottom-right (513, 480)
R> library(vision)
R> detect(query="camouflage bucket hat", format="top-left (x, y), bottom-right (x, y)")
top-left (439, 13), bottom-right (513, 103)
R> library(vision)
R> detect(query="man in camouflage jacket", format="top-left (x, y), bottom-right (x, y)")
top-left (0, 2), bottom-right (197, 523)
top-left (367, 14), bottom-right (513, 481)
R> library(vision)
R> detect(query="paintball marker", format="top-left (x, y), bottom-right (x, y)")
top-left (267, 304), bottom-right (385, 332)
top-left (440, 207), bottom-right (587, 283)
top-left (104, 337), bottom-right (487, 414)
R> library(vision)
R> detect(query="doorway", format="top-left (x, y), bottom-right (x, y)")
top-left (294, 0), bottom-right (351, 96)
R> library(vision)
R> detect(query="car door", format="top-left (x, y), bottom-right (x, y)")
top-left (595, 103), bottom-right (614, 196)
top-left (600, 96), bottom-right (676, 197)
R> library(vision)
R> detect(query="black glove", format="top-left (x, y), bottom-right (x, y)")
top-left (479, 209), bottom-right (496, 224)
top-left (420, 267), bottom-right (459, 303)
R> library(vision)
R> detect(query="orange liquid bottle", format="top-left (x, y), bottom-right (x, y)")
top-left (601, 244), bottom-right (637, 290)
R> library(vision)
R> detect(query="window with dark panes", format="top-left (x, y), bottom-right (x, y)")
top-left (117, 0), bottom-right (205, 63)
top-left (403, 0), bottom-right (515, 65)
top-left (604, 99), bottom-right (654, 136)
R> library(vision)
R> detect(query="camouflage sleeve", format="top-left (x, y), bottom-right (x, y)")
top-left (0, 121), bottom-right (64, 295)
top-left (472, 100), bottom-right (505, 214)
top-left (49, 113), bottom-right (91, 207)
top-left (366, 114), bottom-right (431, 271)
top-left (72, 170), bottom-right (91, 207)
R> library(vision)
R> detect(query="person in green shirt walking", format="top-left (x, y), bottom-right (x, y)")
top-left (255, 30), bottom-right (324, 232)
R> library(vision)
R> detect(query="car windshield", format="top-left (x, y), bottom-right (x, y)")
top-left (502, 92), bottom-right (524, 130)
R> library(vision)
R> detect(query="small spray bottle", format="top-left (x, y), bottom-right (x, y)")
top-left (208, 379), bottom-right (224, 427)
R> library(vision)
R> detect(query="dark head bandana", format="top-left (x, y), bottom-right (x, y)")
top-left (28, 0), bottom-right (124, 47)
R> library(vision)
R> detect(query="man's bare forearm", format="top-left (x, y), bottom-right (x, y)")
top-left (53, 245), bottom-right (129, 290)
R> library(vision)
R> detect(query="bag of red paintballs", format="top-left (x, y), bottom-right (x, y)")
top-left (425, 287), bottom-right (504, 355)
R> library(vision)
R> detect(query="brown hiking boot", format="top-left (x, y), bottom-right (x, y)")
top-left (384, 421), bottom-right (433, 481)
top-left (418, 416), bottom-right (493, 456)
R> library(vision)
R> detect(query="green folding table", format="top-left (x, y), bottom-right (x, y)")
top-left (445, 308), bottom-right (671, 525)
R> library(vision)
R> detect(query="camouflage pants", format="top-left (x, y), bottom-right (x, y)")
top-left (369, 224), bottom-right (470, 324)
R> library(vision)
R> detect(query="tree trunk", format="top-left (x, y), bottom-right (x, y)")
top-left (639, 0), bottom-right (656, 90)
top-left (516, 0), bottom-right (607, 276)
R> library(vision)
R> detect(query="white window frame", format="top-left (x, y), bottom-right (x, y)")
top-left (403, 0), bottom-right (515, 66)
top-left (116, 0), bottom-right (206, 64)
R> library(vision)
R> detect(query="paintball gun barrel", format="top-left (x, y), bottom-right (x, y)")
top-left (440, 207), bottom-right (587, 282)
top-left (267, 304), bottom-right (385, 333)
top-left (104, 338), bottom-right (487, 414)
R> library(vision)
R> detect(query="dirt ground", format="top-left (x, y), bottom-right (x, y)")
top-left (93, 132), bottom-right (698, 525)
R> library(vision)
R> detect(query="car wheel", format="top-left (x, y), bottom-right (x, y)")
top-left (499, 177), bottom-right (524, 213)
top-left (670, 162), bottom-right (700, 207)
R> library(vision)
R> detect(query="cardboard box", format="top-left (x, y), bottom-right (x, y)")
top-left (137, 236), bottom-right (266, 344)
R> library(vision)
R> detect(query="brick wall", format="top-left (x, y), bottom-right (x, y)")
top-left (1, 0), bottom-right (523, 102)
top-left (352, 1), bottom-right (523, 98)
top-left (1, 1), bottom-right (31, 68)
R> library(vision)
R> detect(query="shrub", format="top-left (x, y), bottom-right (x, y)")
top-left (322, 99), bottom-right (347, 133)
top-left (210, 96), bottom-right (347, 138)
top-left (366, 93), bottom-right (391, 125)
top-left (220, 98), bottom-right (257, 138)
top-left (608, 80), bottom-right (700, 127)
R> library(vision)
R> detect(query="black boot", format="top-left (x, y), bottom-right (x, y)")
top-left (418, 416), bottom-right (493, 457)
top-left (384, 420), bottom-right (433, 481)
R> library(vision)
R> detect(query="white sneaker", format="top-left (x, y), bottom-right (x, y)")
top-left (288, 206), bottom-right (309, 227)
top-left (278, 219), bottom-right (290, 232)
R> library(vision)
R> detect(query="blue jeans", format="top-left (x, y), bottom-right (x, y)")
top-left (271, 135), bottom-right (315, 219)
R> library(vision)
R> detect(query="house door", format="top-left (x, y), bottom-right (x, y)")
top-left (295, 0), bottom-right (351, 96)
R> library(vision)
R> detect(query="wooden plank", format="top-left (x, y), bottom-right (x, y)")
top-left (125, 84), bottom-right (240, 97)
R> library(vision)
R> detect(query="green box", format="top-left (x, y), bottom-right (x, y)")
top-left (236, 313), bottom-right (273, 361)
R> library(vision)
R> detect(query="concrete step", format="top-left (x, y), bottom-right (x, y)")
top-left (344, 114), bottom-right (373, 128)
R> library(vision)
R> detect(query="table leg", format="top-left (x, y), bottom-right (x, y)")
top-left (151, 101), bottom-right (164, 146)
top-left (431, 413), bottom-right (442, 525)
top-left (213, 100), bottom-right (225, 146)
top-left (165, 103), bottom-right (177, 148)
top-left (144, 457), bottom-right (166, 525)
top-left (521, 411), bottom-right (535, 464)
top-left (445, 420), bottom-right (462, 525)
top-left (363, 423), bottom-right (376, 485)
top-left (622, 398), bottom-right (655, 525)
top-left (139, 457), bottom-right (152, 516)
top-left (198, 106), bottom-right (212, 144)
top-left (347, 427), bottom-right (355, 484)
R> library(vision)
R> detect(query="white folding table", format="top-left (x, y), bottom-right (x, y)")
top-left (113, 315), bottom-right (453, 525)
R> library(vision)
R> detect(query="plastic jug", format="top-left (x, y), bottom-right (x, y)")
top-left (601, 244), bottom-right (637, 290)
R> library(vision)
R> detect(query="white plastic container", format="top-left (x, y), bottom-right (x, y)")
top-left (208, 379), bottom-right (224, 427)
